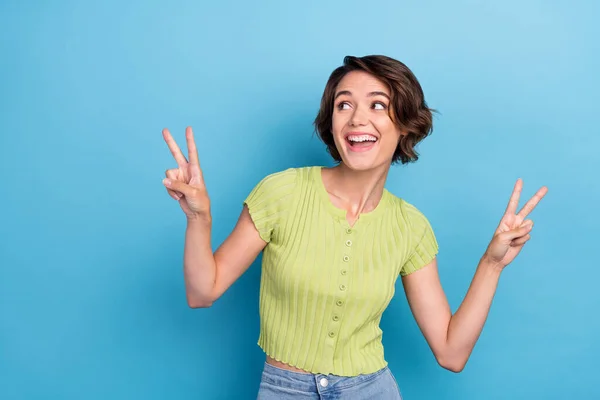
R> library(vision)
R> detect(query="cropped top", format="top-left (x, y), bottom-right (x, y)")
top-left (243, 166), bottom-right (438, 376)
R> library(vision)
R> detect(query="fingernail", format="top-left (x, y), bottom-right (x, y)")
top-left (163, 178), bottom-right (171, 186)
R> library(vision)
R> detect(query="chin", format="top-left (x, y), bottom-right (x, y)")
top-left (338, 154), bottom-right (389, 172)
top-left (341, 159), bottom-right (375, 171)
top-left (334, 136), bottom-right (393, 172)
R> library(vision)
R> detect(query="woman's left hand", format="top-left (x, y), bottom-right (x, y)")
top-left (484, 179), bottom-right (548, 269)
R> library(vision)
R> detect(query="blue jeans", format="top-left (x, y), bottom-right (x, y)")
top-left (257, 362), bottom-right (403, 399)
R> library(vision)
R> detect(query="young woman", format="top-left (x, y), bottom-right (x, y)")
top-left (161, 55), bottom-right (548, 399)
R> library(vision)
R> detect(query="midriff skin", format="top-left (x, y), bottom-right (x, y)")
top-left (266, 355), bottom-right (312, 374)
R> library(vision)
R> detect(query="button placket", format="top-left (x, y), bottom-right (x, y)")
top-left (327, 226), bottom-right (353, 343)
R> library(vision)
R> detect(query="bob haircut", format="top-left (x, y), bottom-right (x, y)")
top-left (314, 55), bottom-right (434, 165)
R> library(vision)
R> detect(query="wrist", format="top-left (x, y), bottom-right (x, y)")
top-left (187, 213), bottom-right (212, 226)
top-left (480, 253), bottom-right (504, 275)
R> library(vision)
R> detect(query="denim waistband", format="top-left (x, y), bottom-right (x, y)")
top-left (260, 362), bottom-right (389, 393)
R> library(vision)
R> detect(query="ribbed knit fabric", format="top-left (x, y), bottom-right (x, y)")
top-left (243, 166), bottom-right (438, 377)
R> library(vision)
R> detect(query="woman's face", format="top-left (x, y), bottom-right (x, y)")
top-left (331, 70), bottom-right (402, 171)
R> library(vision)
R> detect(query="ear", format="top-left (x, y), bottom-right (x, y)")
top-left (390, 112), bottom-right (408, 137)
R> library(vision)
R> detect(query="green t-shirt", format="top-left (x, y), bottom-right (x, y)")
top-left (244, 166), bottom-right (438, 376)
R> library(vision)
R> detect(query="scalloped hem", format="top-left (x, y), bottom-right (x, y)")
top-left (260, 345), bottom-right (318, 375)
top-left (257, 342), bottom-right (388, 377)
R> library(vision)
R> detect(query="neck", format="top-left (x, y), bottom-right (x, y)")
top-left (323, 162), bottom-right (391, 216)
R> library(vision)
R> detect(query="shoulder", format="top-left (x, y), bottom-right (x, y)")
top-left (244, 167), bottom-right (309, 243)
top-left (255, 165), bottom-right (320, 183)
top-left (255, 167), bottom-right (298, 186)
top-left (248, 167), bottom-right (299, 196)
top-left (387, 195), bottom-right (439, 275)
top-left (245, 166), bottom-right (319, 205)
top-left (387, 194), bottom-right (432, 231)
top-left (250, 165), bottom-right (319, 192)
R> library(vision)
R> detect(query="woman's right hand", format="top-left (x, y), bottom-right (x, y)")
top-left (162, 126), bottom-right (211, 221)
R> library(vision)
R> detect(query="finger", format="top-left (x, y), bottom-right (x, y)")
top-left (163, 178), bottom-right (195, 197)
top-left (185, 127), bottom-right (205, 184)
top-left (167, 188), bottom-right (181, 201)
top-left (504, 178), bottom-right (523, 216)
top-left (186, 127), bottom-right (200, 167)
top-left (517, 186), bottom-right (548, 219)
top-left (165, 169), bottom-right (182, 200)
top-left (520, 219), bottom-right (533, 227)
top-left (162, 128), bottom-right (188, 167)
top-left (499, 220), bottom-right (533, 242)
top-left (511, 234), bottom-right (531, 247)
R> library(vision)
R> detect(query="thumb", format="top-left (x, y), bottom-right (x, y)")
top-left (163, 178), bottom-right (194, 197)
top-left (499, 220), bottom-right (533, 242)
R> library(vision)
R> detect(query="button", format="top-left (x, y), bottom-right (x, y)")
top-left (345, 240), bottom-right (352, 247)
top-left (328, 331), bottom-right (335, 338)
top-left (332, 315), bottom-right (339, 321)
top-left (341, 269), bottom-right (347, 275)
top-left (320, 377), bottom-right (329, 387)
top-left (336, 300), bottom-right (343, 306)
top-left (346, 228), bottom-right (352, 234)
top-left (339, 284), bottom-right (346, 291)
top-left (343, 255), bottom-right (349, 262)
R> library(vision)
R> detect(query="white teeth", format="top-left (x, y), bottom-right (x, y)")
top-left (347, 135), bottom-right (377, 142)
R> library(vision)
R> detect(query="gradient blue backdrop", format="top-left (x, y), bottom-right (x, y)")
top-left (1, 1), bottom-right (598, 399)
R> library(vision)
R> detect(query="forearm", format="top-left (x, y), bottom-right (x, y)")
top-left (444, 256), bottom-right (502, 370)
top-left (183, 216), bottom-right (217, 307)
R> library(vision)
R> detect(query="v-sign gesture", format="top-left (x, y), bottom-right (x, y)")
top-left (484, 179), bottom-right (548, 268)
top-left (162, 127), bottom-right (211, 221)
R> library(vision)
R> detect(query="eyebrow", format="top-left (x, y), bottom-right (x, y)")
top-left (334, 90), bottom-right (390, 100)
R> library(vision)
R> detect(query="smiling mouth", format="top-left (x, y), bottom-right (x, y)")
top-left (345, 133), bottom-right (378, 151)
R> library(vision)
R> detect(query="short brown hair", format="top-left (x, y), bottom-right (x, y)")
top-left (313, 55), bottom-right (434, 165)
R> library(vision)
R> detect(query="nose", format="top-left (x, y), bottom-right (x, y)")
top-left (349, 104), bottom-right (368, 126)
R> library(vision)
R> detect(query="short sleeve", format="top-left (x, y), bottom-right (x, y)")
top-left (243, 168), bottom-right (297, 243)
top-left (400, 201), bottom-right (439, 276)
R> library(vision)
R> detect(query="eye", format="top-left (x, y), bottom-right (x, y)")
top-left (372, 101), bottom-right (387, 110)
top-left (336, 101), bottom-right (351, 110)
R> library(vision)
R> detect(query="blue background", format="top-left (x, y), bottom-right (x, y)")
top-left (1, 1), bottom-right (598, 399)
